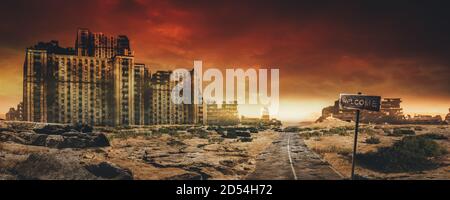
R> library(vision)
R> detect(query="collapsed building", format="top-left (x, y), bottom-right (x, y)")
top-left (445, 108), bottom-right (450, 124)
top-left (405, 114), bottom-right (443, 124)
top-left (21, 28), bottom-right (203, 126)
top-left (5, 102), bottom-right (24, 121)
top-left (206, 101), bottom-right (239, 126)
top-left (317, 98), bottom-right (446, 124)
top-left (241, 107), bottom-right (282, 126)
top-left (317, 98), bottom-right (411, 124)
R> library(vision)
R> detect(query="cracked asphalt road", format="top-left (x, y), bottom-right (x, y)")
top-left (246, 132), bottom-right (342, 180)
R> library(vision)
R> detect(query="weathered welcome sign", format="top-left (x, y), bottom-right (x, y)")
top-left (339, 94), bottom-right (381, 111)
top-left (339, 93), bottom-right (381, 180)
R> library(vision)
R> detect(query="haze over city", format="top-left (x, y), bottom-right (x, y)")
top-left (0, 0), bottom-right (449, 122)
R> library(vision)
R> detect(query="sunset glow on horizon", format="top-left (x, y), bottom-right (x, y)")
top-left (0, 0), bottom-right (449, 122)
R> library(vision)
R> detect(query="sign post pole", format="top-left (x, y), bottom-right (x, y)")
top-left (339, 92), bottom-right (381, 180)
top-left (350, 92), bottom-right (361, 180)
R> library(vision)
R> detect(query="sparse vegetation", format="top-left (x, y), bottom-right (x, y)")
top-left (302, 131), bottom-right (321, 139)
top-left (365, 136), bottom-right (381, 144)
top-left (328, 127), bottom-right (348, 135)
top-left (283, 126), bottom-right (301, 132)
top-left (388, 128), bottom-right (415, 136)
top-left (360, 127), bottom-right (377, 136)
top-left (312, 145), bottom-right (352, 156)
top-left (418, 133), bottom-right (448, 140)
top-left (318, 127), bottom-right (352, 136)
top-left (357, 136), bottom-right (447, 172)
top-left (188, 128), bottom-right (209, 139)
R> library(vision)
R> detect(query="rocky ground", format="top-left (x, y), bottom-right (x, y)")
top-left (301, 118), bottom-right (450, 179)
top-left (0, 121), bottom-right (277, 180)
top-left (3, 119), bottom-right (446, 180)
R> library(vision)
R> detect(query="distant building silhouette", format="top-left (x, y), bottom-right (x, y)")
top-left (206, 101), bottom-right (239, 126)
top-left (445, 108), bottom-right (450, 124)
top-left (317, 97), bottom-right (405, 124)
top-left (317, 97), bottom-right (444, 124)
top-left (6, 102), bottom-right (23, 121)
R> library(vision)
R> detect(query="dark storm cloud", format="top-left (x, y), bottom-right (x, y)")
top-left (0, 0), bottom-right (449, 105)
top-left (2, 0), bottom-right (449, 57)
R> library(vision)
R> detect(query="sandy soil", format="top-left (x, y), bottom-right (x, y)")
top-left (303, 120), bottom-right (450, 180)
top-left (0, 122), bottom-right (278, 180)
top-left (100, 130), bottom-right (278, 180)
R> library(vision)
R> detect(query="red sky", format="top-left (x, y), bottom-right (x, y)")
top-left (0, 0), bottom-right (449, 121)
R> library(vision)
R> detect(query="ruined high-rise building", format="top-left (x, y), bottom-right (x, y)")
top-left (23, 28), bottom-right (206, 126)
top-left (23, 29), bottom-right (148, 126)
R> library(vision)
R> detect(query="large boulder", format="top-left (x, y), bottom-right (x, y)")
top-left (16, 131), bottom-right (36, 144)
top-left (0, 127), bottom-right (14, 132)
top-left (1, 124), bottom-right (109, 149)
top-left (91, 133), bottom-right (110, 147)
top-left (33, 124), bottom-right (93, 135)
top-left (0, 131), bottom-right (26, 144)
top-left (33, 125), bottom-right (67, 135)
top-left (0, 169), bottom-right (17, 180)
top-left (11, 153), bottom-right (133, 180)
top-left (45, 135), bottom-right (65, 148)
top-left (85, 162), bottom-right (133, 180)
top-left (30, 134), bottom-right (48, 146)
top-left (62, 136), bottom-right (89, 148)
top-left (58, 133), bottom-right (109, 148)
top-left (13, 153), bottom-right (99, 180)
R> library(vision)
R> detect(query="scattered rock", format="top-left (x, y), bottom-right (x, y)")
top-left (16, 131), bottom-right (35, 144)
top-left (0, 169), bottom-right (17, 180)
top-left (0, 127), bottom-right (14, 132)
top-left (85, 162), bottom-right (133, 180)
top-left (30, 134), bottom-right (48, 146)
top-left (216, 166), bottom-right (235, 175)
top-left (0, 129), bottom-right (109, 149)
top-left (83, 153), bottom-right (96, 159)
top-left (34, 125), bottom-right (66, 135)
top-left (45, 135), bottom-right (64, 148)
top-left (61, 131), bottom-right (83, 137)
top-left (220, 159), bottom-right (237, 167)
top-left (33, 124), bottom-right (94, 135)
top-left (63, 136), bottom-right (89, 148)
top-left (167, 139), bottom-right (186, 146)
top-left (13, 153), bottom-right (99, 180)
top-left (164, 172), bottom-right (203, 180)
top-left (0, 131), bottom-right (26, 144)
top-left (92, 133), bottom-right (109, 147)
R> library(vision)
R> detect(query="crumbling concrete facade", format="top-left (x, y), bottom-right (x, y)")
top-left (23, 29), bottom-right (147, 126)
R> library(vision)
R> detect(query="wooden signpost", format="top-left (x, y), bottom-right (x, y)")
top-left (339, 93), bottom-right (381, 180)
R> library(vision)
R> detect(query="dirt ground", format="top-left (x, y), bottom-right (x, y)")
top-left (303, 120), bottom-right (450, 180)
top-left (0, 122), bottom-right (278, 180)
top-left (99, 130), bottom-right (278, 179)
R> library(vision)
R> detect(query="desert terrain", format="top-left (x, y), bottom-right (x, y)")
top-left (301, 118), bottom-right (450, 179)
top-left (1, 119), bottom-right (449, 180)
top-left (0, 121), bottom-right (277, 180)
